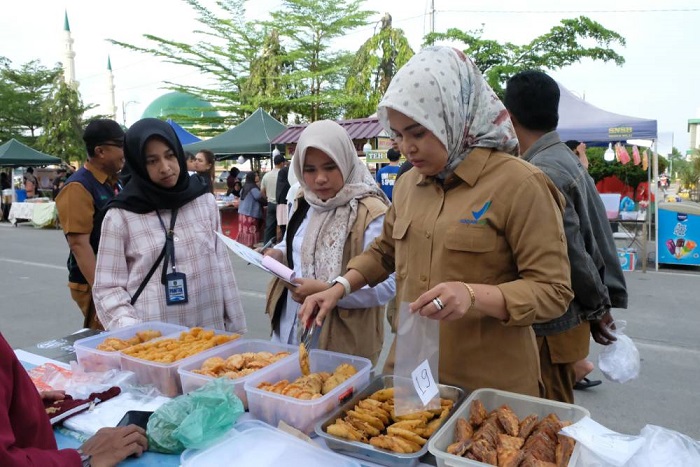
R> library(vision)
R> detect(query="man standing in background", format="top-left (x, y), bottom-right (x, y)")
top-left (375, 148), bottom-right (401, 201)
top-left (504, 71), bottom-right (627, 403)
top-left (56, 119), bottom-right (125, 330)
top-left (260, 154), bottom-right (285, 244)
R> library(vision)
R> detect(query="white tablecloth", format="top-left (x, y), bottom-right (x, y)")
top-left (8, 202), bottom-right (57, 228)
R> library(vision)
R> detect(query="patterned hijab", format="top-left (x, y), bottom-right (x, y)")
top-left (292, 120), bottom-right (389, 282)
top-left (377, 46), bottom-right (519, 179)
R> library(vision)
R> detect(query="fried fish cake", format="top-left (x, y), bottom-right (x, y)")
top-left (298, 343), bottom-right (310, 376)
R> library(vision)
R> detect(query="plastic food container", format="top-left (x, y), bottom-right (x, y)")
top-left (316, 375), bottom-right (466, 467)
top-left (181, 420), bottom-right (361, 467)
top-left (178, 339), bottom-right (297, 408)
top-left (120, 329), bottom-right (239, 397)
top-left (427, 388), bottom-right (590, 467)
top-left (74, 322), bottom-right (188, 372)
top-left (244, 349), bottom-right (372, 435)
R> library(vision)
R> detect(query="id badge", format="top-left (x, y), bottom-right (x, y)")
top-left (165, 272), bottom-right (188, 305)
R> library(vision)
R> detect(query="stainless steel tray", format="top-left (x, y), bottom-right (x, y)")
top-left (315, 375), bottom-right (466, 467)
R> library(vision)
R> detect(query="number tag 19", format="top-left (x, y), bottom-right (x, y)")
top-left (411, 359), bottom-right (439, 406)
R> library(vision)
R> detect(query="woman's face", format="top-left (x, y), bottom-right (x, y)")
top-left (387, 108), bottom-right (448, 176)
top-left (302, 147), bottom-right (344, 201)
top-left (145, 138), bottom-right (180, 188)
top-left (194, 152), bottom-right (212, 172)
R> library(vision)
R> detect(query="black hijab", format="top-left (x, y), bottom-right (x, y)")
top-left (108, 118), bottom-right (208, 213)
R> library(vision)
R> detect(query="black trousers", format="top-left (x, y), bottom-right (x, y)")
top-left (263, 202), bottom-right (278, 244)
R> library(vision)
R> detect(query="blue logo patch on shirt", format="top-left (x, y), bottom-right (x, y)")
top-left (460, 201), bottom-right (491, 225)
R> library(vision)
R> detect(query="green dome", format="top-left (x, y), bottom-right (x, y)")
top-left (141, 92), bottom-right (219, 120)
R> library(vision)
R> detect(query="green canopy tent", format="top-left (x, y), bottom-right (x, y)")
top-left (184, 108), bottom-right (286, 160)
top-left (0, 139), bottom-right (62, 167)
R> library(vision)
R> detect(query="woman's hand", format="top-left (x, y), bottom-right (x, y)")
top-left (80, 425), bottom-right (148, 467)
top-left (410, 282), bottom-right (473, 321)
top-left (40, 390), bottom-right (66, 402)
top-left (287, 278), bottom-right (330, 303)
top-left (299, 283), bottom-right (346, 328)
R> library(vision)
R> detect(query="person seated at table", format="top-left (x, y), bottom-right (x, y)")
top-left (93, 118), bottom-right (247, 333)
top-left (226, 167), bottom-right (240, 196)
top-left (264, 120), bottom-right (395, 364)
top-left (0, 332), bottom-right (148, 467)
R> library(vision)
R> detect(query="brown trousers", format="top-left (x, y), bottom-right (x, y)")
top-left (68, 282), bottom-right (104, 330)
top-left (536, 321), bottom-right (590, 404)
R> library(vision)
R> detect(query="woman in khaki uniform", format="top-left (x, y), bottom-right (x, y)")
top-left (300, 47), bottom-right (573, 396)
top-left (264, 120), bottom-right (395, 364)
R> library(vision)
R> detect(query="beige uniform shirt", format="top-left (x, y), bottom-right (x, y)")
top-left (348, 148), bottom-right (573, 396)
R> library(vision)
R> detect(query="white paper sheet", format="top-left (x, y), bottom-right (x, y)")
top-left (215, 231), bottom-right (296, 285)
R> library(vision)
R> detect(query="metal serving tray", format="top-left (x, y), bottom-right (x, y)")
top-left (315, 375), bottom-right (466, 467)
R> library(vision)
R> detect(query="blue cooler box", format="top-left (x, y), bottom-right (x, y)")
top-left (657, 201), bottom-right (700, 266)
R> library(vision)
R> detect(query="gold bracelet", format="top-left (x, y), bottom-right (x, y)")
top-left (462, 282), bottom-right (476, 311)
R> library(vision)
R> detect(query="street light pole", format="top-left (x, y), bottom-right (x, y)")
top-left (122, 100), bottom-right (138, 126)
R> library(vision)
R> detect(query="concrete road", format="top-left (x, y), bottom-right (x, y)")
top-left (1, 223), bottom-right (698, 440)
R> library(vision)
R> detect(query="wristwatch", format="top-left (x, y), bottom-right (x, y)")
top-left (328, 276), bottom-right (351, 298)
top-left (77, 448), bottom-right (92, 467)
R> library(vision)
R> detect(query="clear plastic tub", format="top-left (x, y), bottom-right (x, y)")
top-left (181, 422), bottom-right (361, 467)
top-left (74, 322), bottom-right (188, 372)
top-left (428, 388), bottom-right (590, 467)
top-left (178, 339), bottom-right (297, 408)
top-left (244, 349), bottom-right (372, 435)
top-left (120, 329), bottom-right (240, 397)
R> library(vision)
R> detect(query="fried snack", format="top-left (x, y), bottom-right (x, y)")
top-left (523, 431), bottom-right (556, 463)
top-left (327, 418), bottom-right (369, 443)
top-left (386, 426), bottom-right (427, 446)
top-left (299, 343), bottom-right (310, 376)
top-left (447, 438), bottom-right (473, 457)
top-left (468, 399), bottom-right (488, 427)
top-left (519, 414), bottom-right (540, 440)
top-left (370, 435), bottom-right (422, 454)
top-left (345, 415), bottom-right (382, 437)
top-left (322, 363), bottom-right (357, 394)
top-left (96, 330), bottom-right (163, 351)
top-left (470, 438), bottom-right (498, 465)
top-left (121, 328), bottom-right (240, 363)
top-left (520, 453), bottom-right (557, 467)
top-left (369, 387), bottom-right (394, 402)
top-left (496, 405), bottom-right (520, 437)
top-left (192, 350), bottom-right (290, 379)
top-left (455, 417), bottom-right (474, 442)
top-left (258, 363), bottom-right (357, 400)
top-left (497, 434), bottom-right (525, 467)
top-left (555, 434), bottom-right (575, 467)
top-left (391, 419), bottom-right (427, 432)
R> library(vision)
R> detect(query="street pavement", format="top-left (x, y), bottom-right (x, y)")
top-left (1, 222), bottom-right (698, 440)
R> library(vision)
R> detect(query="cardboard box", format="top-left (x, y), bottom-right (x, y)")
top-left (617, 248), bottom-right (637, 271)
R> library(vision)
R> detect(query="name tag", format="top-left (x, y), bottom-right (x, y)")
top-left (165, 272), bottom-right (188, 305)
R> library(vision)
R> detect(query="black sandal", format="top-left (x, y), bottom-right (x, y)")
top-left (573, 377), bottom-right (602, 390)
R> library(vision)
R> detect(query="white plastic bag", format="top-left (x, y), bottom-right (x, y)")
top-left (627, 425), bottom-right (700, 467)
top-left (597, 320), bottom-right (640, 383)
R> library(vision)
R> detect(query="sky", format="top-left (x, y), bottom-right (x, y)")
top-left (1, 0), bottom-right (698, 154)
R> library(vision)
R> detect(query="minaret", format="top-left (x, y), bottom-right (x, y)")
top-left (62, 11), bottom-right (78, 89)
top-left (106, 56), bottom-right (117, 121)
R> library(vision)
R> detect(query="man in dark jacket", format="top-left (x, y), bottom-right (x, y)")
top-left (505, 71), bottom-right (628, 403)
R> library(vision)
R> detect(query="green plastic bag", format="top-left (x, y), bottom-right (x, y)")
top-left (147, 378), bottom-right (244, 453)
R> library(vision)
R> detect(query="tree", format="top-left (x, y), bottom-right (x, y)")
top-left (268, 0), bottom-right (376, 122)
top-left (424, 16), bottom-right (625, 96)
top-left (37, 75), bottom-right (89, 163)
top-left (109, 0), bottom-right (266, 124)
top-left (0, 59), bottom-right (61, 145)
top-left (587, 145), bottom-right (658, 195)
top-left (344, 13), bottom-right (414, 119)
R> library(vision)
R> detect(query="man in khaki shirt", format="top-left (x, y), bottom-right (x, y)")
top-left (56, 119), bottom-right (125, 329)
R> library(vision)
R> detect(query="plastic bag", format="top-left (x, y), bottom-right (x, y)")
top-left (627, 425), bottom-right (700, 466)
top-left (148, 378), bottom-right (244, 454)
top-left (393, 301), bottom-right (441, 416)
top-left (597, 320), bottom-right (640, 383)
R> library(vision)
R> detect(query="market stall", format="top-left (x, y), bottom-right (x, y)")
top-left (8, 199), bottom-right (58, 227)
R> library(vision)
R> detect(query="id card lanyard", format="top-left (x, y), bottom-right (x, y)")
top-left (156, 209), bottom-right (189, 305)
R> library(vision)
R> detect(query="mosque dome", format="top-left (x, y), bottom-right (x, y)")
top-left (141, 92), bottom-right (219, 122)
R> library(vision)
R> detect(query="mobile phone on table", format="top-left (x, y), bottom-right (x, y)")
top-left (117, 410), bottom-right (153, 430)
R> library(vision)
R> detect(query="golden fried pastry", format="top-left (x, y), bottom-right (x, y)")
top-left (298, 343), bottom-right (310, 376)
top-left (369, 388), bottom-right (394, 402)
top-left (386, 426), bottom-right (427, 446)
top-left (370, 435), bottom-right (421, 454)
top-left (455, 417), bottom-right (474, 442)
top-left (391, 419), bottom-right (426, 432)
top-left (327, 418), bottom-right (368, 443)
top-left (96, 330), bottom-right (163, 351)
top-left (322, 364), bottom-right (357, 394)
top-left (520, 453), bottom-right (557, 467)
top-left (122, 329), bottom-right (239, 363)
top-left (468, 399), bottom-right (488, 427)
top-left (447, 438), bottom-right (473, 457)
top-left (555, 434), bottom-right (575, 467)
top-left (347, 410), bottom-right (385, 431)
top-left (469, 438), bottom-right (498, 465)
top-left (523, 431), bottom-right (556, 463)
top-left (345, 415), bottom-right (382, 437)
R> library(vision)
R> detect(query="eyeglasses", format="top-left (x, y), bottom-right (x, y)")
top-left (98, 142), bottom-right (124, 149)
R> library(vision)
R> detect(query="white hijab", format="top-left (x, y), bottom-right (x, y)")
top-left (377, 46), bottom-right (519, 178)
top-left (292, 120), bottom-right (389, 282)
